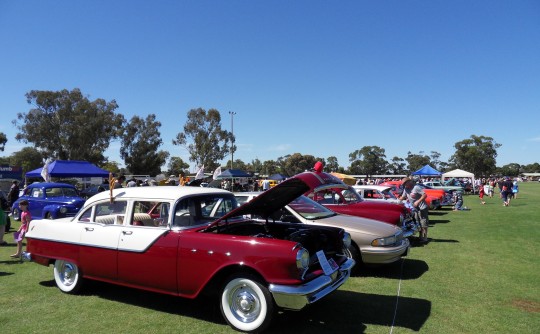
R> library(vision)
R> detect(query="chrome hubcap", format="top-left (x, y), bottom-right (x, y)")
top-left (230, 284), bottom-right (260, 323)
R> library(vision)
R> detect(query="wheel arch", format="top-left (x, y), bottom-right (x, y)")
top-left (200, 264), bottom-right (267, 298)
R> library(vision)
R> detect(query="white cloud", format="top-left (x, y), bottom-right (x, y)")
top-left (527, 136), bottom-right (540, 142)
top-left (268, 144), bottom-right (291, 152)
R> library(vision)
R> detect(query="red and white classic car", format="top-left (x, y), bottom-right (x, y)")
top-left (22, 177), bottom-right (354, 333)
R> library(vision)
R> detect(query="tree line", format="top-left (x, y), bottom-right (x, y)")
top-left (1, 88), bottom-right (539, 178)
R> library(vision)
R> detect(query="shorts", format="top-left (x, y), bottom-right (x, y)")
top-left (413, 208), bottom-right (429, 228)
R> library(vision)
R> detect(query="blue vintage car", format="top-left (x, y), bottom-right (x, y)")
top-left (11, 182), bottom-right (86, 220)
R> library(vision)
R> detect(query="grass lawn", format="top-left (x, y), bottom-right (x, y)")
top-left (1, 182), bottom-right (539, 333)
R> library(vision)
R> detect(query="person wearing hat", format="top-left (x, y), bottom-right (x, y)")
top-left (398, 177), bottom-right (429, 243)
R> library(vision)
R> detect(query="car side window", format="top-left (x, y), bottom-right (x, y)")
top-left (78, 207), bottom-right (92, 222)
top-left (131, 201), bottom-right (168, 227)
top-left (173, 198), bottom-right (196, 227)
top-left (31, 188), bottom-right (43, 198)
top-left (94, 201), bottom-right (128, 224)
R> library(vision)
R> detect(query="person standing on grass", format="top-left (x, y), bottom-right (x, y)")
top-left (0, 207), bottom-right (7, 246)
top-left (479, 182), bottom-right (486, 205)
top-left (501, 177), bottom-right (514, 207)
top-left (512, 179), bottom-right (519, 199)
top-left (11, 200), bottom-right (31, 258)
top-left (398, 177), bottom-right (429, 243)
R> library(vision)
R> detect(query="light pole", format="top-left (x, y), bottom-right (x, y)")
top-left (229, 111), bottom-right (236, 169)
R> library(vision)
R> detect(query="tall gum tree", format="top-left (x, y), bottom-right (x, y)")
top-left (173, 108), bottom-right (232, 171)
top-left (13, 88), bottom-right (125, 164)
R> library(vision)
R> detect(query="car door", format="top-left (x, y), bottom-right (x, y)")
top-left (28, 187), bottom-right (46, 218)
top-left (117, 201), bottom-right (178, 293)
top-left (77, 201), bottom-right (126, 280)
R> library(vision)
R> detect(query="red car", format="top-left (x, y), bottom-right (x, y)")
top-left (22, 178), bottom-right (354, 333)
top-left (380, 180), bottom-right (447, 209)
top-left (294, 165), bottom-right (419, 238)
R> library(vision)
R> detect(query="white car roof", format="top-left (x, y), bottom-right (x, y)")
top-left (86, 186), bottom-right (232, 204)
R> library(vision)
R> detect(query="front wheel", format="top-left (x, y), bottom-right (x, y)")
top-left (344, 244), bottom-right (362, 275)
top-left (11, 207), bottom-right (20, 221)
top-left (220, 274), bottom-right (274, 333)
top-left (54, 260), bottom-right (83, 293)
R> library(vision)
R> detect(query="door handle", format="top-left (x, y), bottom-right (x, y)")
top-left (85, 227), bottom-right (94, 231)
top-left (122, 231), bottom-right (133, 235)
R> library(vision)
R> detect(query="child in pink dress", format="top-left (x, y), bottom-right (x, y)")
top-left (11, 200), bottom-right (31, 258)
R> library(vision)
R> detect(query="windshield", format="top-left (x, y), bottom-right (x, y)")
top-left (288, 196), bottom-right (336, 220)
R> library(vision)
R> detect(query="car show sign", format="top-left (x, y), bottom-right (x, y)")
top-left (0, 165), bottom-right (23, 180)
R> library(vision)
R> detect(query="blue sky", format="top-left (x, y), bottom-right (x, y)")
top-left (1, 0), bottom-right (539, 171)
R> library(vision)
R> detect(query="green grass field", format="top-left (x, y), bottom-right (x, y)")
top-left (1, 183), bottom-right (539, 333)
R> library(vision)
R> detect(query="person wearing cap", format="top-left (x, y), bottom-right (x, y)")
top-left (398, 177), bottom-right (429, 243)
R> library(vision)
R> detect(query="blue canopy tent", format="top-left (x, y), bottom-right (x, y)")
top-left (26, 160), bottom-right (110, 178)
top-left (411, 164), bottom-right (442, 176)
top-left (215, 169), bottom-right (252, 179)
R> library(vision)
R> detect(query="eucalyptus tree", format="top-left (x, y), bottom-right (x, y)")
top-left (120, 114), bottom-right (169, 175)
top-left (405, 151), bottom-right (431, 174)
top-left (449, 135), bottom-right (501, 177)
top-left (0, 132), bottom-right (6, 151)
top-left (173, 108), bottom-right (232, 172)
top-left (348, 146), bottom-right (388, 176)
top-left (9, 147), bottom-right (43, 173)
top-left (13, 88), bottom-right (125, 164)
top-left (167, 156), bottom-right (190, 176)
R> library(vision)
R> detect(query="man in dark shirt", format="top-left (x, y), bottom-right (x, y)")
top-left (501, 177), bottom-right (514, 206)
top-left (7, 180), bottom-right (20, 206)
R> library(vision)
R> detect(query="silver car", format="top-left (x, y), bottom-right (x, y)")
top-left (235, 192), bottom-right (410, 273)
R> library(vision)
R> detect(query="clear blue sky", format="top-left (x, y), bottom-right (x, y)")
top-left (1, 0), bottom-right (539, 171)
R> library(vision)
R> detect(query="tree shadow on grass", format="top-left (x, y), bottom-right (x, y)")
top-left (38, 273), bottom-right (431, 333)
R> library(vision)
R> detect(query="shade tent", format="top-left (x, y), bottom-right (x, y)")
top-left (411, 165), bottom-right (442, 176)
top-left (442, 169), bottom-right (474, 179)
top-left (330, 172), bottom-right (357, 186)
top-left (215, 169), bottom-right (252, 179)
top-left (26, 160), bottom-right (110, 178)
top-left (442, 169), bottom-right (476, 193)
top-left (268, 173), bottom-right (288, 181)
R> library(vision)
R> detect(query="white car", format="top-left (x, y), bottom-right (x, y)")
top-left (352, 185), bottom-right (402, 204)
top-left (235, 192), bottom-right (410, 273)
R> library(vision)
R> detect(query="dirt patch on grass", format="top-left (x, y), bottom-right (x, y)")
top-left (511, 299), bottom-right (540, 313)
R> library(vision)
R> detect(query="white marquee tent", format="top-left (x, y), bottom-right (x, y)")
top-left (442, 169), bottom-right (476, 193)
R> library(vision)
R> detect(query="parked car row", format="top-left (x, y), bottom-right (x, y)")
top-left (16, 164), bottom-right (443, 332)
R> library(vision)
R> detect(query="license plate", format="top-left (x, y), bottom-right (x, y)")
top-left (317, 250), bottom-right (338, 276)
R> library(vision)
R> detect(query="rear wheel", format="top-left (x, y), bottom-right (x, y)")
top-left (45, 212), bottom-right (53, 219)
top-left (54, 260), bottom-right (83, 293)
top-left (220, 273), bottom-right (274, 333)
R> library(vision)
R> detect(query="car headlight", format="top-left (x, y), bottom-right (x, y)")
top-left (60, 207), bottom-right (67, 213)
top-left (342, 232), bottom-right (352, 249)
top-left (372, 234), bottom-right (398, 247)
top-left (296, 248), bottom-right (310, 270)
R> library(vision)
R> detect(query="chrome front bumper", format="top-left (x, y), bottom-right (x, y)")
top-left (269, 257), bottom-right (355, 310)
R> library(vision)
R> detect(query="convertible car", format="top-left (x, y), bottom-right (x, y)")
top-left (22, 177), bottom-right (354, 333)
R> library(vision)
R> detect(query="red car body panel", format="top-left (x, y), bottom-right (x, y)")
top-left (294, 171), bottom-right (409, 226)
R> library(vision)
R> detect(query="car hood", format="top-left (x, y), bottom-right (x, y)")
top-left (307, 213), bottom-right (400, 238)
top-left (215, 177), bottom-right (310, 223)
